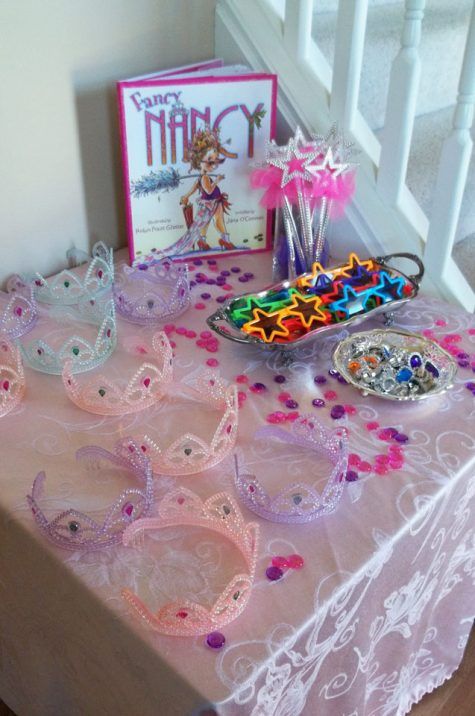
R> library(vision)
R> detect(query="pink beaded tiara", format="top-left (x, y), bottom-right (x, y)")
top-left (122, 488), bottom-right (259, 636)
top-left (131, 370), bottom-right (238, 475)
top-left (0, 337), bottom-right (25, 418)
top-left (27, 439), bottom-right (154, 551)
top-left (1, 275), bottom-right (38, 339)
top-left (113, 258), bottom-right (191, 325)
top-left (62, 332), bottom-right (173, 415)
top-left (234, 417), bottom-right (349, 523)
top-left (30, 241), bottom-right (114, 305)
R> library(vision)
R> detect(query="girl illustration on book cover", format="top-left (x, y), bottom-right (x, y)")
top-left (164, 126), bottom-right (236, 255)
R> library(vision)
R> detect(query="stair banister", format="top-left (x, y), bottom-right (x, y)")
top-left (283, 0), bottom-right (313, 63)
top-left (330, 0), bottom-right (369, 133)
top-left (423, 0), bottom-right (475, 300)
top-left (377, 0), bottom-right (426, 205)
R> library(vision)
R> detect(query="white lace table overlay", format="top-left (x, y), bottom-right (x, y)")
top-left (0, 250), bottom-right (474, 716)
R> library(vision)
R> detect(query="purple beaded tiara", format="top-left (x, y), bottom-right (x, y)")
top-left (26, 438), bottom-right (154, 551)
top-left (234, 416), bottom-right (349, 523)
top-left (0, 275), bottom-right (38, 339)
top-left (113, 258), bottom-right (191, 325)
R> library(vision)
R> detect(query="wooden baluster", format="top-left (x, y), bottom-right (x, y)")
top-left (283, 0), bottom-right (314, 63)
top-left (330, 0), bottom-right (369, 132)
top-left (424, 2), bottom-right (475, 286)
top-left (377, 0), bottom-right (425, 204)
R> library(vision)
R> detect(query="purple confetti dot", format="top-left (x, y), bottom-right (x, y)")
top-left (312, 398), bottom-right (325, 408)
top-left (206, 631), bottom-right (226, 649)
top-left (314, 375), bottom-right (327, 385)
top-left (216, 295), bottom-right (227, 303)
top-left (252, 382), bottom-right (267, 393)
top-left (458, 359), bottom-right (470, 368)
top-left (244, 272), bottom-right (254, 279)
top-left (274, 375), bottom-right (286, 383)
top-left (285, 399), bottom-right (298, 409)
top-left (457, 351), bottom-right (469, 360)
top-left (231, 267), bottom-right (241, 273)
top-left (195, 276), bottom-right (205, 284)
top-left (201, 293), bottom-right (211, 300)
top-left (189, 280), bottom-right (196, 288)
top-left (206, 278), bottom-right (216, 285)
top-left (330, 405), bottom-right (345, 419)
top-left (193, 259), bottom-right (203, 266)
top-left (466, 382), bottom-right (475, 391)
top-left (220, 270), bottom-right (230, 277)
top-left (238, 276), bottom-right (248, 283)
top-left (266, 566), bottom-right (283, 581)
top-left (394, 433), bottom-right (408, 443)
top-left (207, 259), bottom-right (217, 265)
top-left (328, 369), bottom-right (339, 378)
top-left (346, 470), bottom-right (359, 482)
top-left (337, 375), bottom-right (348, 384)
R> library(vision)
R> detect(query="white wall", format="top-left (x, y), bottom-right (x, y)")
top-left (0, 0), bottom-right (216, 285)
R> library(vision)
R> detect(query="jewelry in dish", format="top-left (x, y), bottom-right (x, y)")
top-left (27, 241), bottom-right (114, 305)
top-left (122, 488), bottom-right (259, 636)
top-left (62, 331), bottom-right (173, 415)
top-left (27, 438), bottom-right (153, 551)
top-left (333, 329), bottom-right (457, 400)
top-left (131, 370), bottom-right (238, 476)
top-left (113, 258), bottom-right (190, 324)
top-left (234, 416), bottom-right (349, 523)
top-left (0, 275), bottom-right (38, 339)
top-left (19, 298), bottom-right (117, 374)
top-left (0, 337), bottom-right (25, 418)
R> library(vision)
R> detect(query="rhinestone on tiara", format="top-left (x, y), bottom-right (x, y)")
top-left (28, 241), bottom-right (114, 305)
top-left (132, 370), bottom-right (238, 475)
top-left (234, 417), bottom-right (349, 523)
top-left (0, 338), bottom-right (26, 418)
top-left (19, 298), bottom-right (117, 375)
top-left (122, 488), bottom-right (259, 636)
top-left (62, 331), bottom-right (173, 415)
top-left (26, 439), bottom-right (154, 551)
top-left (0, 275), bottom-right (38, 339)
top-left (113, 258), bottom-right (191, 324)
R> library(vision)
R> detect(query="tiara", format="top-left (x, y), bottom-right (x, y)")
top-left (19, 298), bottom-right (117, 374)
top-left (26, 438), bottom-right (154, 551)
top-left (0, 338), bottom-right (26, 418)
top-left (234, 417), bottom-right (349, 523)
top-left (131, 370), bottom-right (238, 475)
top-left (62, 332), bottom-right (173, 415)
top-left (122, 488), bottom-right (259, 636)
top-left (1, 275), bottom-right (38, 339)
top-left (113, 259), bottom-right (191, 325)
top-left (28, 241), bottom-right (114, 305)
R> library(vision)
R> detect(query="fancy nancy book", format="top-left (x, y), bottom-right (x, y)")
top-left (117, 61), bottom-right (277, 265)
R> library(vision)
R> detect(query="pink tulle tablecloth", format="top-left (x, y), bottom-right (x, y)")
top-left (0, 251), bottom-right (474, 716)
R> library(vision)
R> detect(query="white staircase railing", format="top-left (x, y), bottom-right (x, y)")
top-left (215, 0), bottom-right (475, 312)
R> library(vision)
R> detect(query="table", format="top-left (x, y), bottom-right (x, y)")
top-left (1, 251), bottom-right (474, 716)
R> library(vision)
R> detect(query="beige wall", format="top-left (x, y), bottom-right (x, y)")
top-left (0, 0), bottom-right (216, 284)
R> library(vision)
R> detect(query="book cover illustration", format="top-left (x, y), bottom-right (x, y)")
top-left (117, 67), bottom-right (277, 265)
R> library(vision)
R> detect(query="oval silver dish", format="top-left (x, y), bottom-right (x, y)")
top-left (207, 253), bottom-right (424, 352)
top-left (332, 329), bottom-right (457, 401)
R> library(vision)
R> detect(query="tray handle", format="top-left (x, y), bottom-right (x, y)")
top-left (374, 252), bottom-right (424, 286)
top-left (206, 309), bottom-right (258, 345)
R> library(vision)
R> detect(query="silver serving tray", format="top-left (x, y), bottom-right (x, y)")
top-left (207, 253), bottom-right (424, 352)
top-left (332, 328), bottom-right (457, 401)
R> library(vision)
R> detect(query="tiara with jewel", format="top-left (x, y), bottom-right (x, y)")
top-left (234, 417), bottom-right (349, 523)
top-left (122, 488), bottom-right (259, 636)
top-left (130, 370), bottom-right (238, 475)
top-left (27, 438), bottom-right (154, 551)
top-left (0, 337), bottom-right (26, 418)
top-left (19, 298), bottom-right (117, 374)
top-left (62, 331), bottom-right (173, 415)
top-left (28, 241), bottom-right (114, 305)
top-left (1, 275), bottom-right (38, 339)
top-left (113, 258), bottom-right (191, 325)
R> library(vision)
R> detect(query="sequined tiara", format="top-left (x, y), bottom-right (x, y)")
top-left (113, 258), bottom-right (191, 325)
top-left (0, 337), bottom-right (26, 418)
top-left (62, 332), bottom-right (173, 415)
top-left (1, 275), bottom-right (38, 339)
top-left (130, 370), bottom-right (238, 476)
top-left (19, 298), bottom-right (117, 375)
top-left (122, 488), bottom-right (259, 636)
top-left (27, 438), bottom-right (154, 551)
top-left (234, 417), bottom-right (349, 523)
top-left (28, 241), bottom-right (114, 305)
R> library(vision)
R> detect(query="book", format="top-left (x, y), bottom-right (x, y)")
top-left (117, 61), bottom-right (277, 265)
